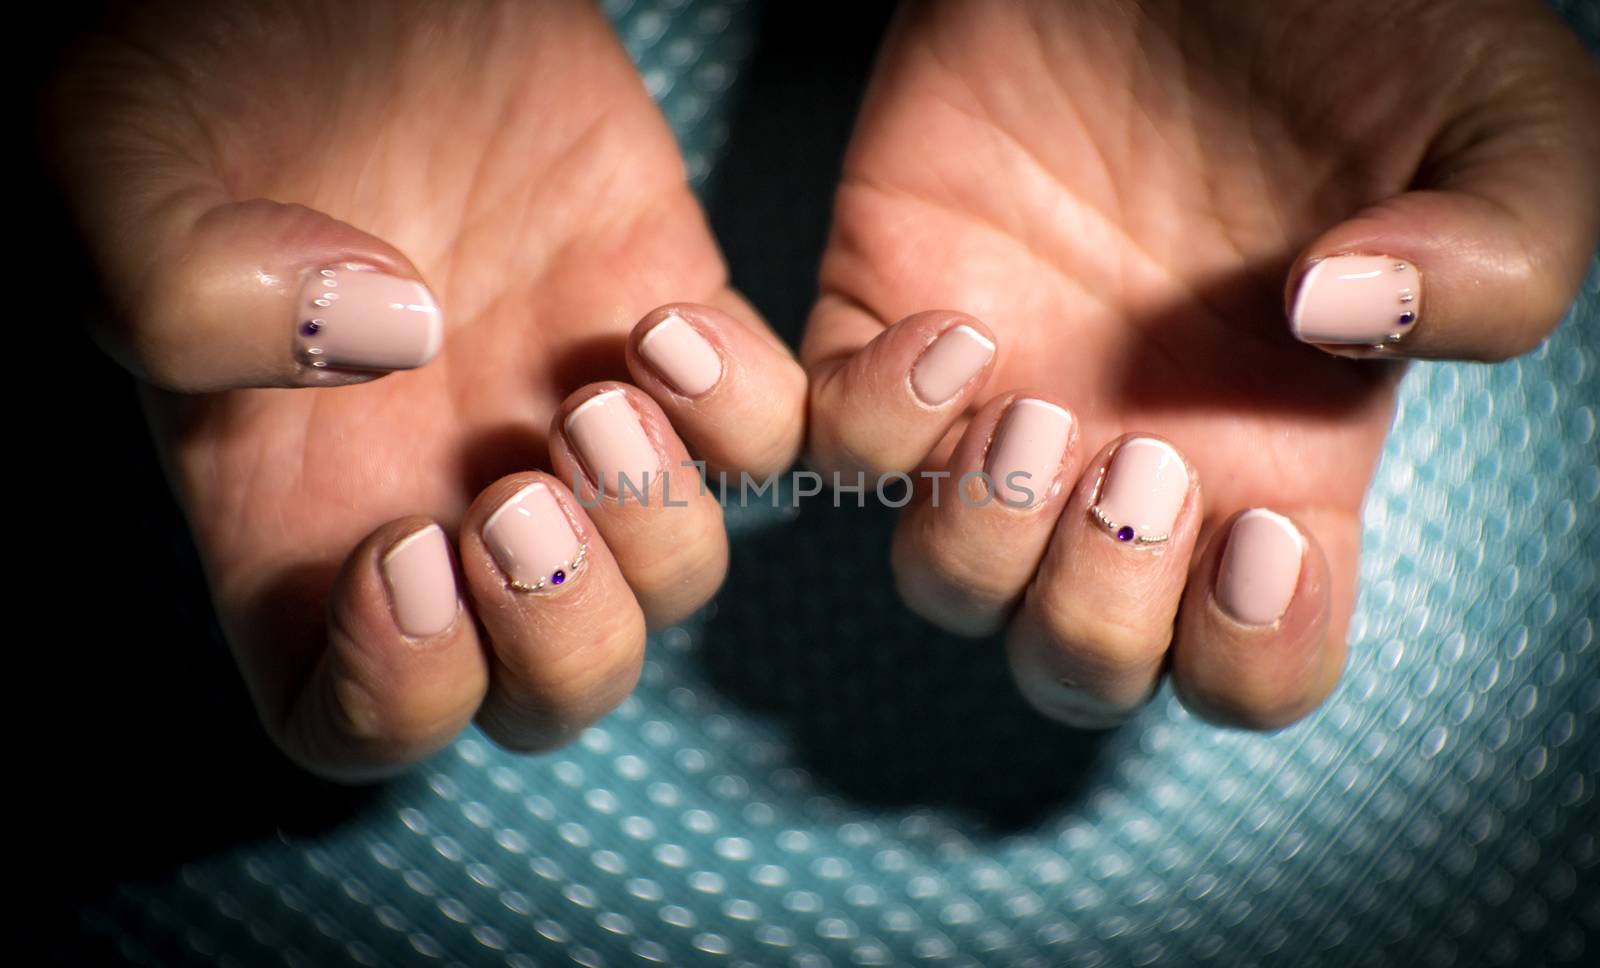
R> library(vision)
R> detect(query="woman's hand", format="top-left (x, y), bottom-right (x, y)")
top-left (801, 0), bottom-right (1600, 728)
top-left (49, 0), bottom-right (805, 780)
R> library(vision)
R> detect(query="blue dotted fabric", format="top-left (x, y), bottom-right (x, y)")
top-left (79, 1), bottom-right (1600, 966)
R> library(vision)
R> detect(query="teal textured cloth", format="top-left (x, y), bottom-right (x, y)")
top-left (81, 1), bottom-right (1600, 965)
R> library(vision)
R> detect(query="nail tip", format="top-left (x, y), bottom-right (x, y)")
top-left (1122, 436), bottom-right (1190, 484)
top-left (951, 323), bottom-right (997, 353)
top-left (564, 388), bottom-right (628, 431)
top-left (383, 522), bottom-right (445, 563)
top-left (484, 481), bottom-right (550, 534)
top-left (637, 313), bottom-right (723, 396)
top-left (1288, 259), bottom-right (1328, 342)
top-left (636, 311), bottom-right (688, 349)
top-left (910, 324), bottom-right (997, 405)
top-left (1010, 397), bottom-right (1073, 422)
top-left (1237, 507), bottom-right (1305, 549)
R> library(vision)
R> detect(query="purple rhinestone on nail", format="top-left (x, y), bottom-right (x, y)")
top-left (551, 569), bottom-right (566, 585)
top-left (300, 320), bottom-right (321, 337)
top-left (1398, 311), bottom-right (1415, 326)
top-left (1116, 526), bottom-right (1135, 542)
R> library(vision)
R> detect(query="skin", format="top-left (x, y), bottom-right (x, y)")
top-left (47, 0), bottom-right (1600, 776)
top-left (802, 0), bottom-right (1600, 726)
top-left (49, 0), bottom-right (805, 780)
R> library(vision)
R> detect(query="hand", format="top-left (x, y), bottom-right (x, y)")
top-left (801, 0), bottom-right (1600, 728)
top-left (49, 0), bottom-right (805, 779)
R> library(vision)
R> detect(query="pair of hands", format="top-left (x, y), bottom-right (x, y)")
top-left (51, 0), bottom-right (1600, 780)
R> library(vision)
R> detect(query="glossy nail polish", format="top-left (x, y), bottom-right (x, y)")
top-left (1090, 437), bottom-right (1189, 546)
top-left (296, 265), bottom-right (443, 371)
top-left (1216, 509), bottom-right (1305, 625)
top-left (380, 524), bottom-right (458, 637)
top-left (483, 483), bottom-right (587, 592)
top-left (1290, 255), bottom-right (1421, 345)
top-left (911, 324), bottom-right (995, 405)
top-left (985, 399), bottom-right (1074, 508)
top-left (637, 312), bottom-right (723, 396)
top-left (564, 390), bottom-right (660, 499)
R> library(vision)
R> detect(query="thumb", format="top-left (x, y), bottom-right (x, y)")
top-left (80, 191), bottom-right (444, 392)
top-left (1287, 25), bottom-right (1600, 361)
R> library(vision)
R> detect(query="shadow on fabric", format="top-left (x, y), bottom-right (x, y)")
top-left (696, 2), bottom-right (1110, 831)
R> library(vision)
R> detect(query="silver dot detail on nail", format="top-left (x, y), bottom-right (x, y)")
top-left (508, 543), bottom-right (589, 593)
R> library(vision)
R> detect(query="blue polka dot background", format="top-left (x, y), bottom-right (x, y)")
top-left (72, 1), bottom-right (1600, 966)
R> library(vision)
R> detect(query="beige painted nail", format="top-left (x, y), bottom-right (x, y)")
top-left (638, 312), bottom-right (723, 396)
top-left (483, 483), bottom-right (586, 591)
top-left (380, 524), bottom-right (458, 637)
top-left (1290, 255), bottom-right (1420, 345)
top-left (564, 390), bottom-right (661, 499)
top-left (1091, 437), bottom-right (1189, 545)
top-left (911, 324), bottom-right (995, 405)
top-left (985, 399), bottom-right (1074, 508)
top-left (296, 265), bottom-right (443, 371)
top-left (1216, 509), bottom-right (1305, 625)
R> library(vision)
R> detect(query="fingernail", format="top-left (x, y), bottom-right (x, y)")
top-left (1090, 437), bottom-right (1189, 545)
top-left (911, 324), bottom-right (995, 405)
top-left (483, 482), bottom-right (587, 592)
top-left (985, 399), bottom-right (1074, 509)
top-left (296, 265), bottom-right (443, 371)
top-left (637, 312), bottom-right (723, 396)
top-left (381, 525), bottom-right (458, 637)
top-left (1216, 509), bottom-right (1305, 625)
top-left (564, 390), bottom-right (660, 498)
top-left (1290, 255), bottom-right (1420, 345)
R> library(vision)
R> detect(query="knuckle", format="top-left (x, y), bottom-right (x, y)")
top-left (626, 530), bottom-right (729, 623)
top-left (892, 529), bottom-right (1015, 633)
top-left (487, 617), bottom-right (646, 750)
top-left (1034, 596), bottom-right (1169, 685)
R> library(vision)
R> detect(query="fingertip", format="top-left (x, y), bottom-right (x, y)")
top-left (1286, 156), bottom-right (1595, 361)
top-left (889, 390), bottom-right (1081, 636)
top-left (379, 521), bottom-right (461, 639)
top-left (1173, 507), bottom-right (1342, 731)
top-left (808, 309), bottom-right (999, 477)
top-left (1213, 509), bottom-right (1307, 628)
top-left (1284, 250), bottom-right (1425, 354)
top-left (284, 515), bottom-right (487, 782)
top-left (460, 471), bottom-right (649, 753)
top-left (546, 385), bottom-right (729, 629)
top-left (909, 318), bottom-right (997, 406)
top-left (1002, 431), bottom-right (1206, 726)
top-left (626, 302), bottom-right (807, 477)
top-left (631, 304), bottom-right (727, 398)
top-left (116, 197), bottom-right (445, 392)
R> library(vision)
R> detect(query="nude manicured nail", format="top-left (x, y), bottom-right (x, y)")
top-left (1090, 437), bottom-right (1189, 545)
top-left (484, 483), bottom-right (587, 592)
top-left (986, 399), bottom-right (1074, 508)
top-left (911, 324), bottom-right (995, 405)
top-left (1216, 509), bottom-right (1305, 625)
top-left (381, 525), bottom-right (458, 637)
top-left (1290, 255), bottom-right (1421, 345)
top-left (564, 390), bottom-right (660, 497)
top-left (638, 312), bottom-right (723, 396)
top-left (296, 265), bottom-right (443, 370)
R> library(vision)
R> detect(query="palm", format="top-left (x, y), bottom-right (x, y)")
top-left (808, 0), bottom-right (1490, 590)
top-left (148, 5), bottom-right (728, 664)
